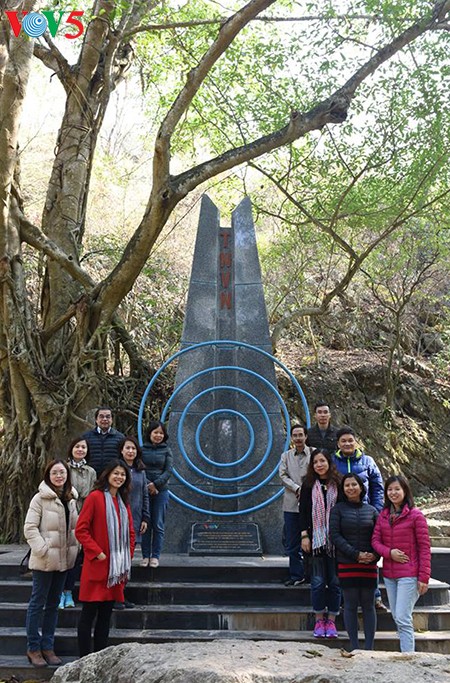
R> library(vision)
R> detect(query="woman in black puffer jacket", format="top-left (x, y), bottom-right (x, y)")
top-left (330, 473), bottom-right (379, 651)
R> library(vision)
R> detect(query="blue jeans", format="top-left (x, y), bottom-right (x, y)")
top-left (26, 570), bottom-right (67, 652)
top-left (384, 576), bottom-right (419, 652)
top-left (284, 512), bottom-right (304, 581)
top-left (142, 489), bottom-right (169, 559)
top-left (311, 554), bottom-right (341, 615)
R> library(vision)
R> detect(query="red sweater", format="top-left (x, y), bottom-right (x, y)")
top-left (372, 505), bottom-right (431, 584)
top-left (76, 490), bottom-right (135, 602)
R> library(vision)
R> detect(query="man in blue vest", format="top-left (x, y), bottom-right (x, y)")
top-left (82, 406), bottom-right (125, 476)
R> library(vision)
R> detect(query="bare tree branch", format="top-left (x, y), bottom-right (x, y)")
top-left (33, 35), bottom-right (72, 90)
top-left (125, 13), bottom-right (411, 39)
top-left (19, 213), bottom-right (94, 289)
top-left (172, 2), bottom-right (450, 197)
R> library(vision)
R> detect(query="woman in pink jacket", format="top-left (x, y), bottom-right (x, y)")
top-left (372, 475), bottom-right (431, 652)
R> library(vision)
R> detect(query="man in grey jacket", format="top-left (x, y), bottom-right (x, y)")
top-left (279, 424), bottom-right (311, 586)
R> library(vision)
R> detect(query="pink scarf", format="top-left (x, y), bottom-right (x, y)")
top-left (311, 479), bottom-right (337, 556)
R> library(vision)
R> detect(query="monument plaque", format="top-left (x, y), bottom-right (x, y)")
top-left (190, 521), bottom-right (262, 556)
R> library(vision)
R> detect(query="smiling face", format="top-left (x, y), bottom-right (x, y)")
top-left (387, 480), bottom-right (406, 509)
top-left (121, 439), bottom-right (137, 466)
top-left (72, 439), bottom-right (88, 462)
top-left (108, 466), bottom-right (127, 493)
top-left (150, 426), bottom-right (165, 445)
top-left (313, 453), bottom-right (329, 479)
top-left (343, 476), bottom-right (362, 502)
top-left (96, 410), bottom-right (113, 433)
top-left (338, 433), bottom-right (357, 456)
top-left (49, 464), bottom-right (68, 489)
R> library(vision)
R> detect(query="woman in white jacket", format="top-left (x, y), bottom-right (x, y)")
top-left (24, 459), bottom-right (78, 668)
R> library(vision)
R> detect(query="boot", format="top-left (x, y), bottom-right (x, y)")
top-left (42, 650), bottom-right (63, 666)
top-left (27, 650), bottom-right (48, 668)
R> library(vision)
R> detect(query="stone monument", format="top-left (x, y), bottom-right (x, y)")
top-left (139, 195), bottom-right (308, 553)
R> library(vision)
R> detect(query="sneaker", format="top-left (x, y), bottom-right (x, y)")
top-left (293, 579), bottom-right (305, 586)
top-left (124, 600), bottom-right (135, 609)
top-left (58, 593), bottom-right (65, 610)
top-left (313, 618), bottom-right (327, 637)
top-left (113, 601), bottom-right (125, 610)
top-left (375, 598), bottom-right (388, 612)
top-left (284, 579), bottom-right (295, 586)
top-left (64, 591), bottom-right (75, 608)
top-left (325, 619), bottom-right (338, 638)
top-left (140, 558), bottom-right (149, 567)
top-left (149, 558), bottom-right (159, 568)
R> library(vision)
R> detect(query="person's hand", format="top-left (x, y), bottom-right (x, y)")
top-left (148, 482), bottom-right (158, 496)
top-left (367, 552), bottom-right (377, 562)
top-left (418, 581), bottom-right (429, 596)
top-left (301, 537), bottom-right (311, 554)
top-left (140, 521), bottom-right (148, 534)
top-left (358, 552), bottom-right (375, 563)
top-left (96, 552), bottom-right (107, 561)
top-left (391, 548), bottom-right (409, 563)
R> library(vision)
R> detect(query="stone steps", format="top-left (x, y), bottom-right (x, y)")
top-left (0, 546), bottom-right (449, 679)
top-left (4, 577), bottom-right (449, 607)
top-left (1, 626), bottom-right (450, 655)
top-left (1, 601), bottom-right (450, 632)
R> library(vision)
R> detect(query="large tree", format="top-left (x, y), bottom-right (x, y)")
top-left (1, 0), bottom-right (449, 539)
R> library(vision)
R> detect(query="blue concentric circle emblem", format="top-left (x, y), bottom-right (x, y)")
top-left (138, 340), bottom-right (310, 516)
top-left (22, 13), bottom-right (48, 37)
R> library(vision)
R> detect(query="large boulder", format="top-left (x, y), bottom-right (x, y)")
top-left (50, 640), bottom-right (450, 683)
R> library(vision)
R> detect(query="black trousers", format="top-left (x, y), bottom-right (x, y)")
top-left (77, 601), bottom-right (114, 657)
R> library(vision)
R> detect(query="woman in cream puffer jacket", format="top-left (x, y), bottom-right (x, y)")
top-left (24, 459), bottom-right (78, 668)
top-left (25, 479), bottom-right (79, 571)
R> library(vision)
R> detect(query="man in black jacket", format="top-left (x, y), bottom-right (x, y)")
top-left (306, 402), bottom-right (338, 453)
top-left (82, 406), bottom-right (124, 475)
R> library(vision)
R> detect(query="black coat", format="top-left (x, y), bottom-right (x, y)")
top-left (81, 427), bottom-right (125, 476)
top-left (329, 500), bottom-right (378, 563)
top-left (306, 424), bottom-right (338, 453)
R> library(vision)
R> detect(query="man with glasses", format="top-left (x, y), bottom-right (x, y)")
top-left (279, 424), bottom-right (311, 586)
top-left (82, 407), bottom-right (124, 475)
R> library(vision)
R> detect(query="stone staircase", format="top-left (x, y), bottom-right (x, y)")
top-left (0, 546), bottom-right (448, 681)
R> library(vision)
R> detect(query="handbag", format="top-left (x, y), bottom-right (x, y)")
top-left (19, 548), bottom-right (31, 576)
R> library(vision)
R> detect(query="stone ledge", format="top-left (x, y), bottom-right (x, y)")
top-left (50, 640), bottom-right (450, 683)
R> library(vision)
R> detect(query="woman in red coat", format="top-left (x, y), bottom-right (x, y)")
top-left (75, 459), bottom-right (135, 657)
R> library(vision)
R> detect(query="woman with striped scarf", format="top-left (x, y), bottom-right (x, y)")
top-left (299, 449), bottom-right (341, 638)
top-left (75, 460), bottom-right (135, 657)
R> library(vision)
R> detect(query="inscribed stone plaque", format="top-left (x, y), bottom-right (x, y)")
top-left (190, 521), bottom-right (262, 556)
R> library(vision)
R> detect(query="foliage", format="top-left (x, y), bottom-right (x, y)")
top-left (1, 0), bottom-right (450, 539)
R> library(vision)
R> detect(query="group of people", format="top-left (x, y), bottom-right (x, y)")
top-left (279, 402), bottom-right (431, 652)
top-left (23, 407), bottom-right (173, 668)
top-left (23, 401), bottom-right (431, 667)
